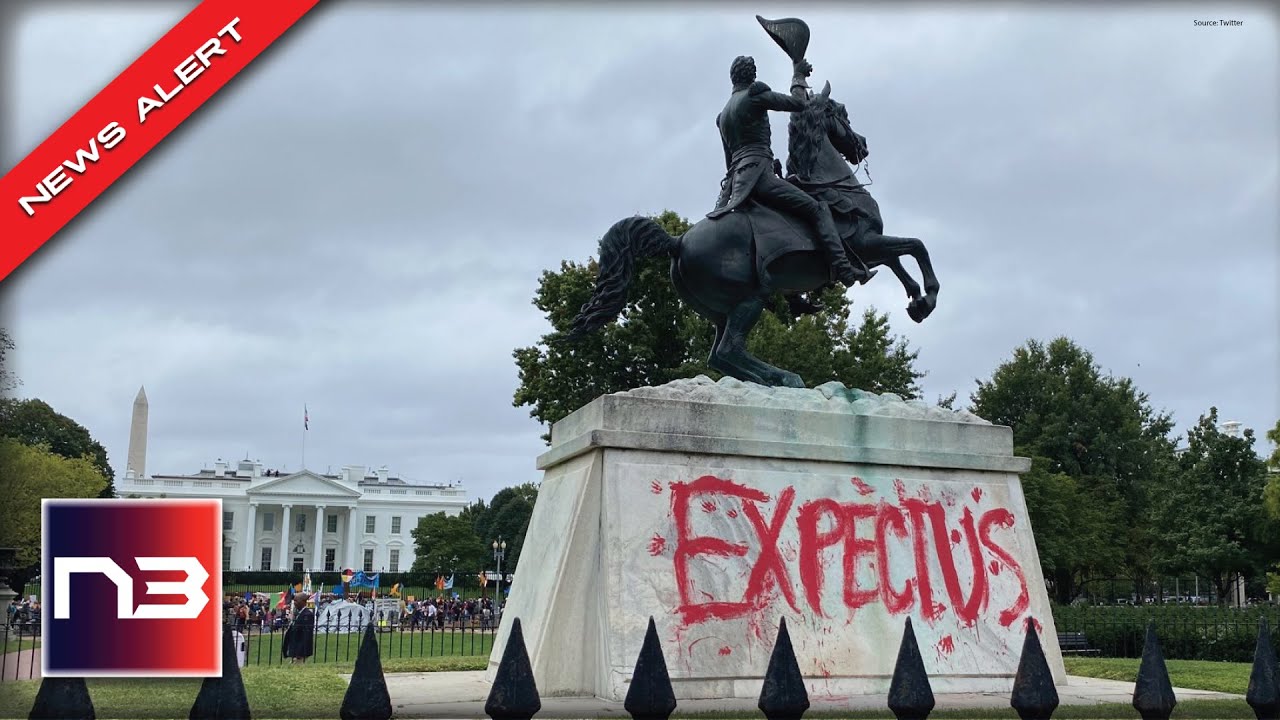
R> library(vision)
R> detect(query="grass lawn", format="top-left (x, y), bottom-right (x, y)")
top-left (0, 655), bottom-right (1257, 719)
top-left (0, 656), bottom-right (487, 719)
top-left (676, 701), bottom-right (1257, 718)
top-left (0, 638), bottom-right (38, 654)
top-left (1064, 657), bottom-right (1252, 695)
top-left (243, 629), bottom-right (493, 665)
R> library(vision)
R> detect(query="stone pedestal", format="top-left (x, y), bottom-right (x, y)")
top-left (486, 376), bottom-right (1066, 702)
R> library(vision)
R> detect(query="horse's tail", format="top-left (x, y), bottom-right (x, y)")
top-left (562, 216), bottom-right (681, 340)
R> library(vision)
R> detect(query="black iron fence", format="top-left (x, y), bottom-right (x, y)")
top-left (21, 615), bottom-right (1280, 720)
top-left (1052, 604), bottom-right (1280, 661)
top-left (231, 615), bottom-right (495, 666)
top-left (1, 614), bottom-right (494, 680)
top-left (0, 619), bottom-right (39, 682)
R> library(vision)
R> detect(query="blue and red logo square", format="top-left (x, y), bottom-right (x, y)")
top-left (41, 499), bottom-right (222, 677)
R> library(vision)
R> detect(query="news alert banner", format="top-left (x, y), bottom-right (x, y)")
top-left (0, 1), bottom-right (319, 283)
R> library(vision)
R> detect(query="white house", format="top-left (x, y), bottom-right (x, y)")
top-left (121, 460), bottom-right (468, 573)
top-left (118, 387), bottom-right (468, 574)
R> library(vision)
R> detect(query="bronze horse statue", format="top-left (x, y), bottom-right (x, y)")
top-left (563, 82), bottom-right (939, 388)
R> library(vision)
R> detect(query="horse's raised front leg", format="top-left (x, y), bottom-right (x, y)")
top-left (882, 256), bottom-right (922, 301)
top-left (868, 233), bottom-right (940, 323)
top-left (715, 296), bottom-right (804, 388)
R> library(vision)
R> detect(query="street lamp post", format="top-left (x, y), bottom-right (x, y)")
top-left (492, 538), bottom-right (507, 614)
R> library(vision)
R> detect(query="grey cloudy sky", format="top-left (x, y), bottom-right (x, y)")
top-left (3, 2), bottom-right (1277, 504)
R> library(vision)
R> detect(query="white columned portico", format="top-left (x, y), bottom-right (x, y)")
top-left (313, 505), bottom-right (326, 571)
top-left (345, 507), bottom-right (359, 570)
top-left (279, 504), bottom-right (292, 570)
top-left (243, 503), bottom-right (258, 570)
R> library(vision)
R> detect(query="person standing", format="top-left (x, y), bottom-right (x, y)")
top-left (282, 592), bottom-right (315, 664)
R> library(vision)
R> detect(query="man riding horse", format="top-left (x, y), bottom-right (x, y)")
top-left (708, 55), bottom-right (875, 289)
top-left (561, 15), bottom-right (939, 388)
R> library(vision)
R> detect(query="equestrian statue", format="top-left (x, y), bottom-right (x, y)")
top-left (562, 16), bottom-right (939, 388)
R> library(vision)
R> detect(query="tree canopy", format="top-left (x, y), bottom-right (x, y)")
top-left (0, 397), bottom-right (116, 498)
top-left (0, 329), bottom-right (17, 394)
top-left (410, 482), bottom-right (539, 589)
top-left (0, 438), bottom-right (108, 589)
top-left (1152, 408), bottom-right (1279, 601)
top-left (1264, 419), bottom-right (1280, 520)
top-left (969, 337), bottom-right (1176, 603)
top-left (513, 210), bottom-right (925, 438)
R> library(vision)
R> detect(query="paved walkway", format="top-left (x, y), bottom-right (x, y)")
top-left (345, 671), bottom-right (1243, 718)
top-left (0, 647), bottom-right (41, 683)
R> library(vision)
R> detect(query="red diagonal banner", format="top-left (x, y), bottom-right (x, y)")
top-left (0, 0), bottom-right (320, 282)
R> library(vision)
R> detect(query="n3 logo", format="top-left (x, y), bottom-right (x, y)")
top-left (52, 557), bottom-right (209, 620)
top-left (42, 498), bottom-right (222, 677)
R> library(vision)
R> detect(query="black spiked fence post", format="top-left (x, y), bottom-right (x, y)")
top-left (625, 617), bottom-right (677, 720)
top-left (1132, 621), bottom-right (1177, 720)
top-left (190, 626), bottom-right (251, 720)
top-left (757, 617), bottom-right (809, 720)
top-left (340, 623), bottom-right (393, 720)
top-left (887, 617), bottom-right (934, 720)
top-left (29, 677), bottom-right (95, 720)
top-left (486, 618), bottom-right (541, 720)
top-left (1246, 616), bottom-right (1280, 720)
top-left (1010, 617), bottom-right (1058, 720)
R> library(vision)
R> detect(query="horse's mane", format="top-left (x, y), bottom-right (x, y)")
top-left (786, 97), bottom-right (830, 179)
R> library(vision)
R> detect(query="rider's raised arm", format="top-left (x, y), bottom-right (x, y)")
top-left (789, 74), bottom-right (810, 102)
top-left (750, 80), bottom-right (807, 113)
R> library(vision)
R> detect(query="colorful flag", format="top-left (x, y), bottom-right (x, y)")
top-left (390, 583), bottom-right (401, 598)
top-left (478, 572), bottom-right (488, 588)
top-left (444, 574), bottom-right (454, 590)
top-left (302, 573), bottom-right (312, 593)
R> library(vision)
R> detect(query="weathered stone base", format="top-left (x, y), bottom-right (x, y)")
top-left (487, 377), bottom-right (1066, 702)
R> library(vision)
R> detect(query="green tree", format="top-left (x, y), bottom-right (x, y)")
top-left (970, 337), bottom-right (1176, 603)
top-left (409, 512), bottom-right (487, 585)
top-left (1264, 419), bottom-right (1279, 520)
top-left (0, 398), bottom-right (116, 498)
top-left (1153, 409), bottom-right (1277, 603)
top-left (0, 329), bottom-right (17, 393)
top-left (514, 210), bottom-right (924, 438)
top-left (0, 438), bottom-right (108, 591)
top-left (473, 483), bottom-right (538, 574)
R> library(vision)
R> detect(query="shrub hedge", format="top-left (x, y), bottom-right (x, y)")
top-left (1051, 603), bottom-right (1279, 662)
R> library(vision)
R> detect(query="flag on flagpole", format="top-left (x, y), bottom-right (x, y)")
top-left (444, 574), bottom-right (454, 590)
top-left (304, 404), bottom-right (309, 431)
top-left (478, 572), bottom-right (488, 588)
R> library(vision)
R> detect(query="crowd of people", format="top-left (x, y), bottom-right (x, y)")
top-left (221, 591), bottom-right (502, 632)
top-left (402, 596), bottom-right (498, 629)
top-left (5, 598), bottom-right (40, 630)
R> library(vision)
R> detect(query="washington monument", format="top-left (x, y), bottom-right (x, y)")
top-left (126, 385), bottom-right (147, 478)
